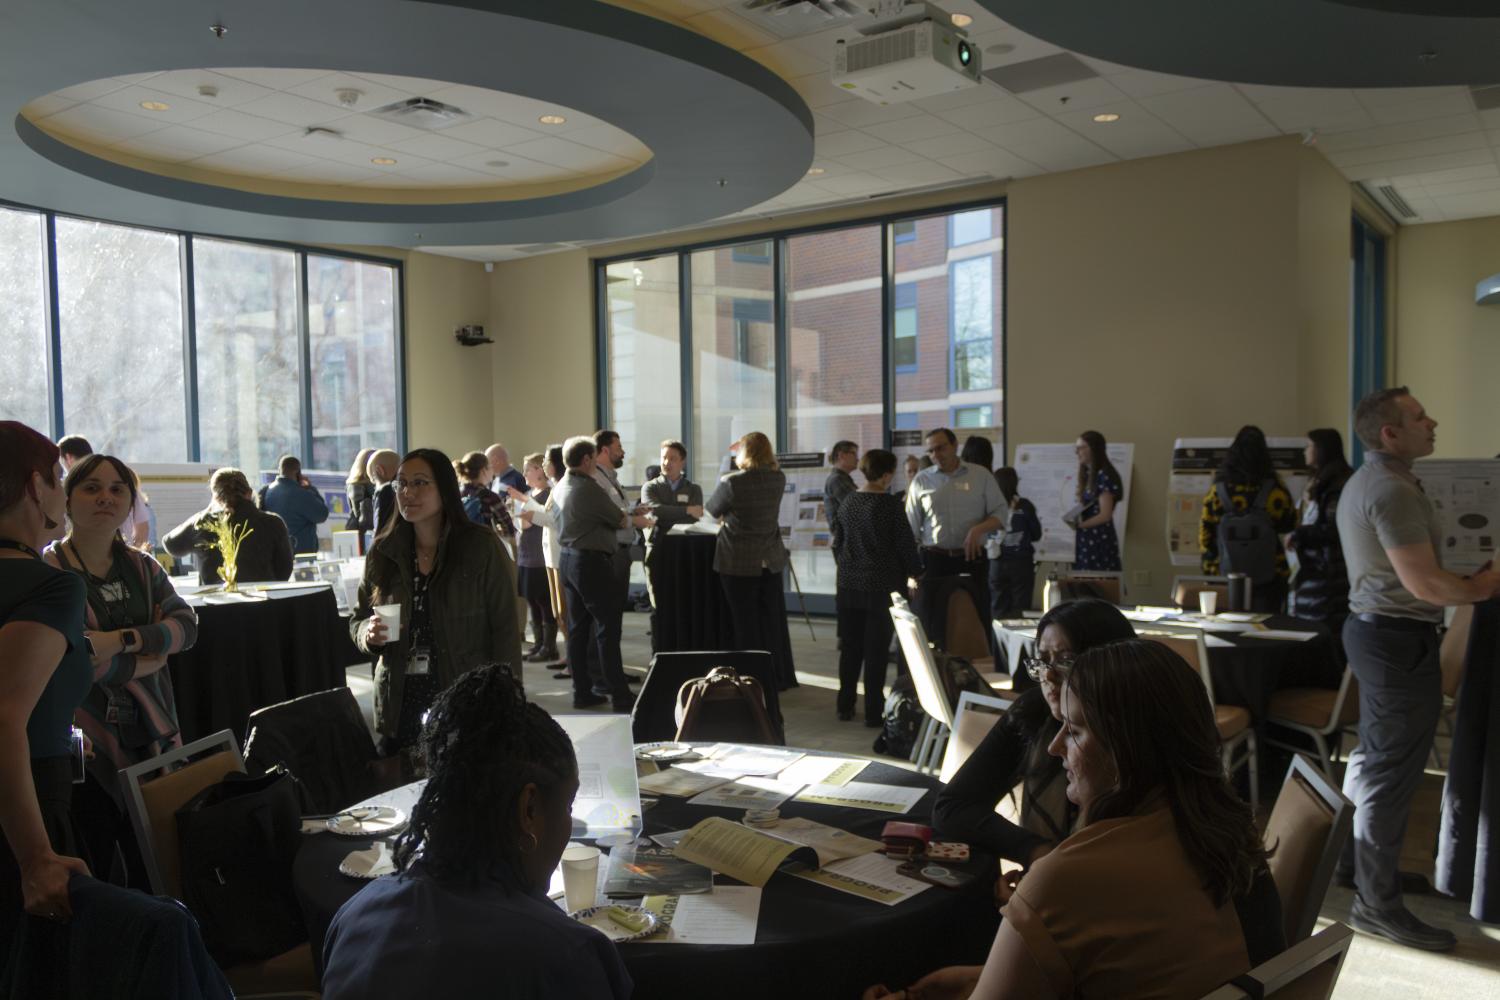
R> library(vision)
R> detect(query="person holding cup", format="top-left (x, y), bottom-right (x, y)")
top-left (321, 663), bottom-right (631, 1000)
top-left (351, 449), bottom-right (523, 759)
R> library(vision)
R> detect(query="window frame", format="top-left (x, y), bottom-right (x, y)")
top-left (0, 196), bottom-right (405, 465)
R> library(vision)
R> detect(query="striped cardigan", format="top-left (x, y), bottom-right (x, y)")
top-left (43, 541), bottom-right (197, 796)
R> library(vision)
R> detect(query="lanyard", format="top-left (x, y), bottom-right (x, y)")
top-left (0, 538), bottom-right (41, 560)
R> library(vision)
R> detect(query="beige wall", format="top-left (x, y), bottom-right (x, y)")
top-left (469, 135), bottom-right (1353, 602)
top-left (1393, 218), bottom-right (1500, 460)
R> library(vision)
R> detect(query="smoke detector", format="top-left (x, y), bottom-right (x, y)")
top-left (335, 88), bottom-right (363, 108)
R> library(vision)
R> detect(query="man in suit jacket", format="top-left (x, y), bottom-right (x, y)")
top-left (639, 440), bottom-right (704, 635)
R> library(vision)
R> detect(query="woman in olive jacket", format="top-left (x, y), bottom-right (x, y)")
top-left (351, 448), bottom-right (523, 755)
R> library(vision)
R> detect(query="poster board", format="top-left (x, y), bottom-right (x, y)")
top-left (1013, 443), bottom-right (1134, 563)
top-left (1413, 458), bottom-right (1500, 574)
top-left (775, 452), bottom-right (831, 552)
top-left (1165, 438), bottom-right (1309, 568)
top-left (134, 463), bottom-right (219, 539)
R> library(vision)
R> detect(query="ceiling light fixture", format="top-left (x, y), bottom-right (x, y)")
top-left (951, 13), bottom-right (973, 28)
top-left (485, 159), bottom-right (510, 168)
top-left (335, 88), bottom-right (363, 108)
top-left (371, 156), bottom-right (397, 165)
top-left (1092, 112), bottom-right (1121, 123)
top-left (806, 167), bottom-right (825, 175)
top-left (538, 114), bottom-right (566, 125)
top-left (140, 101), bottom-right (171, 111)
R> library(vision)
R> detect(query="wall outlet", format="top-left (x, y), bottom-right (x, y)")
top-left (1132, 570), bottom-right (1151, 586)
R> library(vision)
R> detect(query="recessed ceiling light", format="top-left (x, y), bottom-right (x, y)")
top-left (951, 13), bottom-right (973, 28)
top-left (1092, 112), bottom-right (1121, 123)
top-left (139, 101), bottom-right (171, 112)
top-left (485, 159), bottom-right (510, 168)
top-left (538, 114), bottom-right (566, 125)
top-left (371, 157), bottom-right (398, 165)
top-left (806, 167), bottom-right (826, 176)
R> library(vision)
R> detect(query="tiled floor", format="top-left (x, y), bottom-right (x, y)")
top-left (345, 609), bottom-right (1500, 999)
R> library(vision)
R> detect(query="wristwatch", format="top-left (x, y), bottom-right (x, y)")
top-left (121, 629), bottom-right (139, 653)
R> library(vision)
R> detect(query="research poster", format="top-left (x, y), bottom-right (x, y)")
top-left (134, 463), bottom-right (222, 538)
top-left (1165, 437), bottom-right (1309, 568)
top-left (1413, 458), bottom-right (1500, 574)
top-left (776, 452), bottom-right (832, 552)
top-left (1013, 443), bottom-right (1134, 563)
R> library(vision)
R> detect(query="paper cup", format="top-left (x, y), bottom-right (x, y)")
top-left (1198, 590), bottom-right (1218, 616)
top-left (560, 845), bottom-right (601, 911)
top-left (373, 603), bottom-right (402, 641)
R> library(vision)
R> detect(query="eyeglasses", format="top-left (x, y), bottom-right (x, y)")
top-left (396, 478), bottom-right (434, 493)
top-left (1022, 652), bottom-right (1076, 682)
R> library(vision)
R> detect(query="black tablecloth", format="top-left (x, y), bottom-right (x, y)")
top-left (169, 587), bottom-right (366, 744)
top-left (1202, 616), bottom-right (1341, 725)
top-left (1437, 601), bottom-right (1500, 922)
top-left (294, 753), bottom-right (998, 998)
top-left (651, 533), bottom-right (798, 689)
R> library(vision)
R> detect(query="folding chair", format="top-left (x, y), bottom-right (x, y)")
top-left (891, 597), bottom-right (958, 774)
top-left (1264, 667), bottom-right (1359, 778)
top-left (1146, 631), bottom-right (1259, 813)
top-left (1059, 570), bottom-right (1124, 604)
top-left (1171, 574), bottom-right (1230, 610)
top-left (939, 691), bottom-right (1013, 784)
top-left (1263, 754), bottom-right (1354, 944)
top-left (1198, 923), bottom-right (1353, 1000)
top-left (244, 686), bottom-right (395, 814)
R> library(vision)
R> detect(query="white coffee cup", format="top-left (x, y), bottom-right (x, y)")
top-left (560, 844), bottom-right (600, 911)
top-left (373, 603), bottom-right (403, 641)
top-left (1198, 590), bottom-right (1219, 616)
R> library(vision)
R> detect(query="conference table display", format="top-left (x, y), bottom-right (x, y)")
top-left (650, 532), bottom-right (799, 689)
top-left (295, 746), bottom-right (998, 997)
top-left (995, 608), bottom-right (1341, 725)
top-left (168, 581), bottom-right (366, 743)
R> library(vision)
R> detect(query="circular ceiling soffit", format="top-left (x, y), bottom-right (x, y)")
top-left (978, 0), bottom-right (1500, 87)
top-left (1, 0), bottom-right (814, 247)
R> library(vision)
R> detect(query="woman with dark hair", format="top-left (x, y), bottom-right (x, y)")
top-left (1289, 429), bottom-right (1353, 634)
top-left (832, 449), bottom-right (922, 725)
top-left (162, 467), bottom-right (294, 585)
top-left (1199, 425), bottom-right (1296, 613)
top-left (43, 454), bottom-right (197, 890)
top-left (454, 451), bottom-right (515, 540)
top-left (1070, 431), bottom-right (1122, 571)
top-left (322, 664), bottom-right (630, 999)
top-left (352, 449), bottom-right (523, 758)
top-left (875, 640), bottom-right (1282, 1000)
top-left (934, 599), bottom-right (1135, 865)
top-left (0, 422), bottom-right (91, 952)
top-left (508, 445), bottom-right (569, 677)
top-left (960, 435), bottom-right (994, 473)
top-left (987, 467), bottom-right (1042, 620)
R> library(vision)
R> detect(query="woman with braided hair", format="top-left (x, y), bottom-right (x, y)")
top-left (321, 663), bottom-right (631, 999)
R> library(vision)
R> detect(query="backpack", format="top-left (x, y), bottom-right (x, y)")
top-left (175, 767), bottom-right (307, 966)
top-left (674, 666), bottom-right (780, 745)
top-left (1216, 480), bottom-right (1279, 585)
top-left (873, 675), bottom-right (923, 759)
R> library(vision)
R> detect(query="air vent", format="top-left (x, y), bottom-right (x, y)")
top-left (368, 97), bottom-right (469, 131)
top-left (982, 52), bottom-right (1099, 94)
top-left (1469, 84), bottom-right (1500, 111)
top-left (1376, 183), bottom-right (1418, 220)
top-left (843, 28), bottom-right (920, 73)
top-left (741, 0), bottom-right (864, 39)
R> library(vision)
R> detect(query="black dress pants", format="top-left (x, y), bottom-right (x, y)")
top-left (720, 570), bottom-right (782, 662)
top-left (836, 589), bottom-right (898, 723)
top-left (561, 548), bottom-right (630, 706)
top-left (988, 557), bottom-right (1035, 620)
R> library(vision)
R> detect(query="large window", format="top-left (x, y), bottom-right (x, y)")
top-left (0, 207), bottom-right (49, 431)
top-left (596, 200), bottom-right (1005, 611)
top-left (195, 239), bottom-right (301, 473)
top-left (56, 218), bottom-right (187, 462)
top-left (603, 256), bottom-right (682, 486)
top-left (0, 202), bottom-right (403, 473)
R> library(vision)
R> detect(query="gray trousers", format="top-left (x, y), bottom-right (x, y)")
top-left (1340, 615), bottom-right (1442, 911)
top-left (585, 544), bottom-right (633, 684)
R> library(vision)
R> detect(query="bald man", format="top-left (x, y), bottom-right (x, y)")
top-left (486, 443), bottom-right (528, 496)
top-left (367, 449), bottom-right (399, 537)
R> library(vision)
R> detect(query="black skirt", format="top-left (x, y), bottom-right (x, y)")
top-left (517, 565), bottom-right (549, 602)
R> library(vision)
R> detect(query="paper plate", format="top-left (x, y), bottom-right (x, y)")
top-left (570, 904), bottom-right (661, 943)
top-left (327, 805), bottom-right (407, 837)
top-left (339, 844), bottom-right (397, 880)
top-left (635, 742), bottom-right (700, 762)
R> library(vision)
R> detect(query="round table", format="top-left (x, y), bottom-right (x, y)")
top-left (295, 751), bottom-right (999, 998)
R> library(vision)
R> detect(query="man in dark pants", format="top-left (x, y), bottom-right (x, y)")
top-left (640, 439), bottom-right (704, 649)
top-left (1337, 387), bottom-right (1500, 952)
top-left (556, 436), bottom-right (652, 711)
top-left (590, 429), bottom-right (639, 693)
top-left (903, 428), bottom-right (1005, 655)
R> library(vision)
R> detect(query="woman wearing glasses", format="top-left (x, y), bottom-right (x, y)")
top-left (352, 449), bottom-right (523, 758)
top-left (933, 599), bottom-right (1134, 866)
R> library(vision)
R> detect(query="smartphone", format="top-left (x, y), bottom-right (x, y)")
top-left (897, 860), bottom-right (979, 890)
top-left (69, 726), bottom-right (86, 784)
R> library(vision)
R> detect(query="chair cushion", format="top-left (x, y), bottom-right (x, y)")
top-left (225, 941), bottom-right (319, 996)
top-left (1264, 774), bottom-right (1336, 943)
top-left (1215, 704), bottom-right (1251, 741)
top-left (1269, 687), bottom-right (1357, 729)
top-left (980, 672), bottom-right (1013, 692)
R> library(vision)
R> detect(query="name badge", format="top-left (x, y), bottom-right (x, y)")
top-left (677, 494), bottom-right (689, 503)
top-left (409, 648), bottom-right (432, 676)
top-left (955, 481), bottom-right (971, 492)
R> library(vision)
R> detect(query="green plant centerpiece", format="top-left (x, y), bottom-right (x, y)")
top-left (197, 511), bottom-right (254, 592)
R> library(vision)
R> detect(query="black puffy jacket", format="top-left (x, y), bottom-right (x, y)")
top-left (1290, 472), bottom-right (1351, 623)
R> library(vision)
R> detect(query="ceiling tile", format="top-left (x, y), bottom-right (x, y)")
top-left (1108, 69), bottom-right (1216, 100)
top-left (789, 73), bottom-right (852, 110)
top-left (271, 159), bottom-right (384, 185)
top-left (807, 172), bottom-right (892, 196)
top-left (324, 113), bottom-right (427, 147)
top-left (351, 172), bottom-right (435, 188)
top-left (1353, 86), bottom-right (1469, 110)
top-left (35, 104), bottom-right (165, 143)
top-left (138, 70), bottom-right (278, 109)
top-left (216, 68), bottom-right (337, 90)
top-left (284, 73), bottom-right (414, 112)
top-left (555, 123), bottom-right (649, 160)
top-left (21, 95), bottom-right (76, 118)
top-left (235, 92), bottom-right (352, 128)
top-left (1430, 190), bottom-right (1500, 218)
top-left (1367, 92), bottom-right (1476, 125)
top-left (830, 145), bottom-right (927, 170)
top-left (1326, 131), bottom-right (1490, 170)
top-left (438, 117), bottom-right (545, 150)
top-left (346, 72), bottom-right (445, 93)
top-left (1419, 175), bottom-right (1500, 198)
top-left (818, 98), bottom-right (925, 129)
top-left (188, 144), bottom-right (329, 178)
top-left (978, 117), bottom-right (1115, 171)
top-left (1016, 77), bottom-right (1129, 115)
top-left (744, 40), bottom-right (829, 78)
top-left (869, 160), bottom-right (963, 185)
top-left (52, 78), bottom-right (130, 103)
top-left (968, 27), bottom-right (1063, 68)
top-left (814, 129), bottom-right (888, 157)
top-left (114, 125), bottom-right (246, 160)
top-left (1339, 147), bottom-right (1495, 182)
top-left (811, 112), bottom-right (848, 136)
top-left (862, 115), bottom-right (963, 144)
top-left (912, 81), bottom-right (1009, 114)
top-left (935, 95), bottom-right (1043, 131)
top-left (1139, 85), bottom-right (1278, 146)
top-left (901, 131), bottom-right (997, 159)
top-left (1316, 114), bottom-right (1482, 153)
top-left (386, 131), bottom-right (488, 161)
top-left (190, 108), bottom-right (304, 141)
top-left (1232, 83), bottom-right (1329, 104)
top-left (262, 133), bottom-right (400, 168)
top-left (941, 146), bottom-right (1042, 179)
top-left (1404, 163), bottom-right (1498, 186)
top-left (1054, 103), bottom-right (1193, 159)
top-left (114, 72), bottom-right (163, 86)
top-left (502, 136), bottom-right (635, 173)
top-left (1253, 90), bottom-right (1373, 132)
top-left (449, 150), bottom-right (577, 182)
top-left (683, 8), bottom-right (779, 50)
top-left (389, 161), bottom-right (497, 186)
top-left (90, 85), bottom-right (222, 125)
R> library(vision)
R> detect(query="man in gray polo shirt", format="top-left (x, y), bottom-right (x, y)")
top-left (1337, 387), bottom-right (1500, 951)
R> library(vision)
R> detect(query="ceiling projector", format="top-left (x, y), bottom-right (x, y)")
top-left (830, 3), bottom-right (981, 104)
